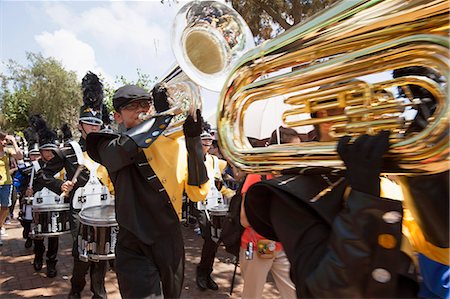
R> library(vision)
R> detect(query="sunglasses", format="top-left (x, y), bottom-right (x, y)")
top-left (121, 100), bottom-right (151, 111)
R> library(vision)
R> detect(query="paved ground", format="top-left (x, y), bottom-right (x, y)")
top-left (0, 207), bottom-right (280, 298)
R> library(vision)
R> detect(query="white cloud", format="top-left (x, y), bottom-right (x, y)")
top-left (42, 1), bottom-right (179, 79)
top-left (34, 29), bottom-right (112, 82)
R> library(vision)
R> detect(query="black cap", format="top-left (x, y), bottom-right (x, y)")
top-left (113, 85), bottom-right (152, 111)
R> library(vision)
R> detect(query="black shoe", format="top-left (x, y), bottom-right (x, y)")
top-left (207, 276), bottom-right (219, 291)
top-left (68, 292), bottom-right (81, 299)
top-left (196, 274), bottom-right (208, 291)
top-left (25, 238), bottom-right (32, 249)
top-left (33, 257), bottom-right (43, 271)
top-left (46, 260), bottom-right (57, 278)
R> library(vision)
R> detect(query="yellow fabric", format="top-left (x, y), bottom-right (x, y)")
top-left (143, 135), bottom-right (210, 220)
top-left (83, 152), bottom-right (115, 195)
top-left (56, 170), bottom-right (65, 181)
top-left (403, 210), bottom-right (449, 266)
top-left (380, 177), bottom-right (449, 265)
top-left (204, 154), bottom-right (235, 199)
top-left (0, 148), bottom-right (14, 185)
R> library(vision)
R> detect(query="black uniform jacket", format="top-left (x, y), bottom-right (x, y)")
top-left (86, 132), bottom-right (208, 245)
top-left (34, 140), bottom-right (90, 202)
top-left (245, 174), bottom-right (418, 298)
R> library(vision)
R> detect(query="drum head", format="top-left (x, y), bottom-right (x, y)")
top-left (79, 205), bottom-right (117, 226)
top-left (32, 203), bottom-right (70, 212)
top-left (209, 204), bottom-right (229, 216)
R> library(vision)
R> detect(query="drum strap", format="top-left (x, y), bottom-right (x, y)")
top-left (32, 160), bottom-right (41, 171)
top-left (69, 140), bottom-right (85, 166)
top-left (134, 151), bottom-right (169, 198)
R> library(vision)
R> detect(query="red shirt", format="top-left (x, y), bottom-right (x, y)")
top-left (240, 174), bottom-right (282, 251)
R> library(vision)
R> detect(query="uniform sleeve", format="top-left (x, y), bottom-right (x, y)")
top-left (34, 157), bottom-right (65, 194)
top-left (95, 135), bottom-right (140, 172)
top-left (298, 191), bottom-right (415, 298)
top-left (184, 179), bottom-right (209, 202)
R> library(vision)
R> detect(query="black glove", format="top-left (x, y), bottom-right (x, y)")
top-left (151, 83), bottom-right (170, 113)
top-left (183, 109), bottom-right (203, 138)
top-left (337, 130), bottom-right (390, 196)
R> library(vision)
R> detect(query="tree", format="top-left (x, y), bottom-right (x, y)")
top-left (1, 52), bottom-right (81, 131)
top-left (230, 0), bottom-right (339, 42)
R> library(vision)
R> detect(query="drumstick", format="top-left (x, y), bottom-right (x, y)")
top-left (60, 165), bottom-right (85, 199)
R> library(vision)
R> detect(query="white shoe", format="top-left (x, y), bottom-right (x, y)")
top-left (0, 227), bottom-right (7, 236)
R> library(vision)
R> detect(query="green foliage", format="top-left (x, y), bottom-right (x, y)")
top-left (1, 52), bottom-right (81, 132)
top-left (231, 0), bottom-right (339, 42)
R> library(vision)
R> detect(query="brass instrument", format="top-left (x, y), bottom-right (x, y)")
top-left (139, 0), bottom-right (254, 135)
top-left (217, 0), bottom-right (449, 175)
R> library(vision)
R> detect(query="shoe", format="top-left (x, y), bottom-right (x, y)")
top-left (46, 260), bottom-right (57, 278)
top-left (67, 292), bottom-right (81, 299)
top-left (4, 219), bottom-right (11, 225)
top-left (196, 274), bottom-right (208, 291)
top-left (196, 267), bottom-right (209, 291)
top-left (207, 275), bottom-right (219, 291)
top-left (33, 256), bottom-right (43, 271)
top-left (0, 227), bottom-right (7, 236)
top-left (25, 238), bottom-right (32, 249)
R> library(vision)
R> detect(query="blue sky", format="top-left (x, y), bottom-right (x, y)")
top-left (1, 0), bottom-right (221, 122)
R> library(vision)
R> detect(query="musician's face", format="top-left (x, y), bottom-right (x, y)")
top-left (201, 139), bottom-right (213, 155)
top-left (316, 108), bottom-right (344, 141)
top-left (114, 99), bottom-right (152, 129)
top-left (79, 122), bottom-right (101, 139)
top-left (40, 149), bottom-right (54, 162)
top-left (29, 153), bottom-right (41, 161)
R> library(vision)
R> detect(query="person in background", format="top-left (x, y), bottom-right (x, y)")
top-left (239, 126), bottom-right (298, 299)
top-left (195, 131), bottom-right (235, 291)
top-left (0, 131), bottom-right (23, 245)
top-left (28, 116), bottom-right (62, 278)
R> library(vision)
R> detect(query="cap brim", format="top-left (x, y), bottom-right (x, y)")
top-left (80, 117), bottom-right (103, 126)
top-left (39, 143), bottom-right (58, 150)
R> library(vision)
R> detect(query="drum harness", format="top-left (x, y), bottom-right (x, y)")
top-left (198, 155), bottom-right (223, 222)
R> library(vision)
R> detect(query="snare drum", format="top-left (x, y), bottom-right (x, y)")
top-left (31, 203), bottom-right (71, 238)
top-left (208, 204), bottom-right (229, 243)
top-left (33, 188), bottom-right (63, 205)
top-left (78, 205), bottom-right (118, 262)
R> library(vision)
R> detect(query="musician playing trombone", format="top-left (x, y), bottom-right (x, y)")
top-left (86, 84), bottom-right (210, 298)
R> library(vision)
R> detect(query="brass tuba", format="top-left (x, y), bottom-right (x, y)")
top-left (217, 0), bottom-right (449, 175)
top-left (140, 0), bottom-right (254, 135)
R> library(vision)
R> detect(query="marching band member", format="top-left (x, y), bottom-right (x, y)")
top-left (195, 131), bottom-right (235, 291)
top-left (86, 84), bottom-right (209, 298)
top-left (392, 66), bottom-right (449, 298)
top-left (243, 98), bottom-right (419, 297)
top-left (35, 72), bottom-right (112, 298)
top-left (28, 115), bottom-right (62, 278)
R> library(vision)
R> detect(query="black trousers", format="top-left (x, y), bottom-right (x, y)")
top-left (70, 208), bottom-right (107, 298)
top-left (34, 236), bottom-right (59, 261)
top-left (196, 209), bottom-right (220, 274)
top-left (115, 226), bottom-right (185, 298)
